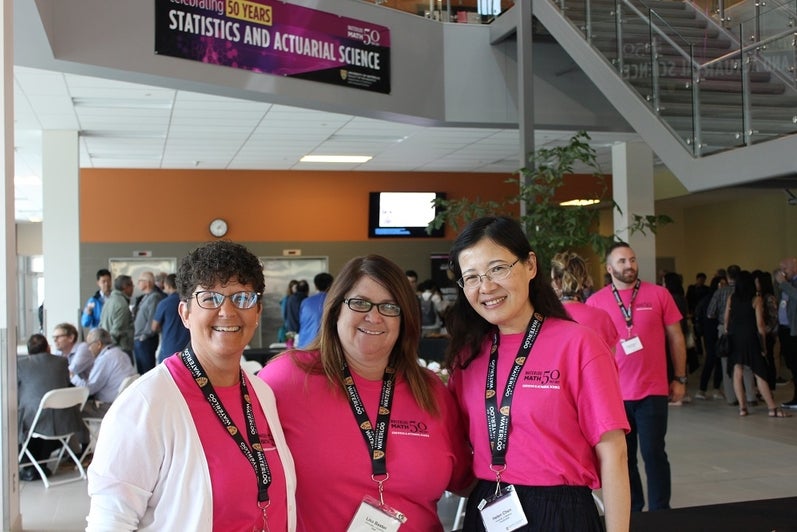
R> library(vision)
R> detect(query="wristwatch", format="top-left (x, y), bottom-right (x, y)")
top-left (673, 376), bottom-right (688, 385)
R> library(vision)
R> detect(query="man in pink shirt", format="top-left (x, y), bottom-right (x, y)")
top-left (587, 242), bottom-right (686, 512)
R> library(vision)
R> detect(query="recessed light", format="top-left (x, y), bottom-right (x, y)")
top-left (559, 199), bottom-right (600, 207)
top-left (300, 155), bottom-right (372, 163)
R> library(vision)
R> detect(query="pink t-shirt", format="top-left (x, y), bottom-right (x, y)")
top-left (586, 282), bottom-right (683, 400)
top-left (259, 352), bottom-right (473, 532)
top-left (165, 356), bottom-right (288, 531)
top-left (564, 301), bottom-right (619, 349)
top-left (448, 317), bottom-right (628, 489)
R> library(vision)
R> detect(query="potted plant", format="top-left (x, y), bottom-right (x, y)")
top-left (428, 131), bottom-right (672, 266)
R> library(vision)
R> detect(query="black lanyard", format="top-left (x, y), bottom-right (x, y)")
top-left (180, 346), bottom-right (272, 504)
top-left (485, 313), bottom-right (544, 468)
top-left (342, 362), bottom-right (396, 478)
top-left (611, 279), bottom-right (640, 335)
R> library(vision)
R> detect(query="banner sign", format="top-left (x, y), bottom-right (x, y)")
top-left (155, 0), bottom-right (391, 93)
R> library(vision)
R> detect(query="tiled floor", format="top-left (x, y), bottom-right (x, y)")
top-left (18, 381), bottom-right (797, 531)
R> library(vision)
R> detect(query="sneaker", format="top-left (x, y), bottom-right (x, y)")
top-left (682, 394), bottom-right (693, 403)
top-left (668, 400), bottom-right (683, 406)
top-left (694, 392), bottom-right (707, 400)
top-left (780, 399), bottom-right (797, 409)
top-left (711, 390), bottom-right (725, 400)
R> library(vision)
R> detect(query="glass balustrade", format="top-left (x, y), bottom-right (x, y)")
top-left (554, 0), bottom-right (796, 156)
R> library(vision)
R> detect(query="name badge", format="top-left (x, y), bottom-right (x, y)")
top-left (346, 495), bottom-right (406, 532)
top-left (478, 485), bottom-right (528, 532)
top-left (621, 336), bottom-right (643, 355)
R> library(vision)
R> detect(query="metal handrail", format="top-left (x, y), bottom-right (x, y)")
top-left (700, 25), bottom-right (797, 68)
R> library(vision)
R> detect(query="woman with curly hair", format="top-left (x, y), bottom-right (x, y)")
top-left (87, 241), bottom-right (296, 531)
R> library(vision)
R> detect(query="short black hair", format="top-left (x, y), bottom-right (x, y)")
top-left (27, 334), bottom-right (49, 355)
top-left (604, 241), bottom-right (631, 262)
top-left (314, 273), bottom-right (334, 292)
top-left (96, 268), bottom-right (111, 279)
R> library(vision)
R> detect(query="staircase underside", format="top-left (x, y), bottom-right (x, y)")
top-left (532, 0), bottom-right (797, 192)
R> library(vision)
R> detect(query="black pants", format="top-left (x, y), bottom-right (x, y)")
top-left (462, 481), bottom-right (603, 532)
top-left (779, 326), bottom-right (797, 400)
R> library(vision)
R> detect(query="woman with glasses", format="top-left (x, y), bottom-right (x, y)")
top-left (445, 216), bottom-right (630, 532)
top-left (259, 254), bottom-right (473, 531)
top-left (87, 241), bottom-right (296, 532)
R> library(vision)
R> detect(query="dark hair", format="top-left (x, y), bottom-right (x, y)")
top-left (445, 216), bottom-right (569, 369)
top-left (53, 322), bottom-right (78, 343)
top-left (285, 279), bottom-right (298, 296)
top-left (96, 268), bottom-right (111, 280)
top-left (604, 241), bottom-right (631, 262)
top-left (295, 280), bottom-right (310, 294)
top-left (294, 254), bottom-right (438, 415)
top-left (696, 272), bottom-right (707, 280)
top-left (732, 270), bottom-right (756, 304)
top-left (405, 270), bottom-right (418, 279)
top-left (114, 275), bottom-right (132, 291)
top-left (752, 270), bottom-right (774, 296)
top-left (313, 273), bottom-right (334, 292)
top-left (163, 273), bottom-right (178, 290)
top-left (177, 241), bottom-right (265, 300)
top-left (27, 333), bottom-right (49, 355)
top-left (663, 272), bottom-right (684, 296)
top-left (726, 264), bottom-right (742, 282)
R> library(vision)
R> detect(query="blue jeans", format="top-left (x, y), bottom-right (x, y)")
top-left (134, 336), bottom-right (159, 374)
top-left (624, 395), bottom-right (671, 512)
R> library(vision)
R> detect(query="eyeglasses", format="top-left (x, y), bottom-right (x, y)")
top-left (457, 259), bottom-right (520, 289)
top-left (191, 291), bottom-right (261, 310)
top-left (343, 298), bottom-right (401, 317)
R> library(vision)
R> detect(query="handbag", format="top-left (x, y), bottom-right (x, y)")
top-left (716, 334), bottom-right (730, 358)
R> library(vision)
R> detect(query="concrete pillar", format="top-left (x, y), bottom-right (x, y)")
top-left (611, 141), bottom-right (656, 282)
top-left (41, 130), bottom-right (81, 334)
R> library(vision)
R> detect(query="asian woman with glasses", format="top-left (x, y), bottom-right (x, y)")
top-left (87, 240), bottom-right (297, 532)
top-left (259, 254), bottom-right (474, 531)
top-left (444, 216), bottom-right (631, 532)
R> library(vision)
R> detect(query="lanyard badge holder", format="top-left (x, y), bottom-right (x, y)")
top-left (477, 314), bottom-right (544, 532)
top-left (343, 363), bottom-right (407, 532)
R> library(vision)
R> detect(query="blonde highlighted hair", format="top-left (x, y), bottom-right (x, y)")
top-left (550, 251), bottom-right (592, 301)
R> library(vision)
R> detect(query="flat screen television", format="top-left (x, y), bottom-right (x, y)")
top-left (368, 192), bottom-right (446, 238)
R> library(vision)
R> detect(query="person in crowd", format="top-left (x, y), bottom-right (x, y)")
top-left (295, 272), bottom-right (333, 349)
top-left (73, 328), bottom-right (137, 418)
top-left (152, 273), bottom-right (191, 364)
top-left (417, 279), bottom-right (448, 335)
top-left (86, 241), bottom-right (296, 531)
top-left (707, 265), bottom-right (757, 405)
top-left (725, 271), bottom-right (790, 417)
top-left (662, 272), bottom-right (694, 405)
top-left (18, 334), bottom-right (84, 481)
top-left (695, 275), bottom-right (725, 400)
top-left (550, 251), bottom-right (618, 349)
top-left (444, 216), bottom-right (629, 532)
top-left (405, 269), bottom-right (419, 293)
top-left (284, 279), bottom-right (308, 338)
top-left (277, 280), bottom-right (298, 342)
top-left (776, 256), bottom-right (797, 409)
top-left (259, 254), bottom-right (473, 531)
top-left (686, 273), bottom-right (711, 356)
top-left (52, 322), bottom-right (93, 381)
top-left (99, 274), bottom-right (135, 361)
top-left (587, 241), bottom-right (685, 513)
top-left (753, 270), bottom-right (779, 389)
top-left (81, 268), bottom-right (112, 332)
top-left (724, 270), bottom-right (790, 417)
top-left (133, 271), bottom-right (165, 373)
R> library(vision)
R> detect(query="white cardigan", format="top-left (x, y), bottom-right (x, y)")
top-left (86, 363), bottom-right (297, 531)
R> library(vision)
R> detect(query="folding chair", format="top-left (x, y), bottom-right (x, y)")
top-left (80, 373), bottom-right (139, 463)
top-left (18, 386), bottom-right (90, 488)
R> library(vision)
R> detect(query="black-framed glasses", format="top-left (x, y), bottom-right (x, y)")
top-left (191, 291), bottom-right (261, 310)
top-left (457, 259), bottom-right (520, 289)
top-left (343, 298), bottom-right (401, 317)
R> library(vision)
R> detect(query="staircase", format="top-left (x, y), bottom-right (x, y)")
top-left (557, 0), bottom-right (797, 155)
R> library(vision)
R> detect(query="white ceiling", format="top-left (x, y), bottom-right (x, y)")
top-left (12, 65), bottom-right (643, 222)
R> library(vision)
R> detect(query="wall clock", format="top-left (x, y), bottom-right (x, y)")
top-left (209, 218), bottom-right (228, 238)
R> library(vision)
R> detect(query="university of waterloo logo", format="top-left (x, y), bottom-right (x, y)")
top-left (340, 69), bottom-right (348, 80)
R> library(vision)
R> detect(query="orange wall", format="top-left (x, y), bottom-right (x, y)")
top-left (80, 169), bottom-right (520, 243)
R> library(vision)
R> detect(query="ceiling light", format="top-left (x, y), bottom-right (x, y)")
top-left (559, 199), bottom-right (600, 207)
top-left (300, 155), bottom-right (372, 163)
